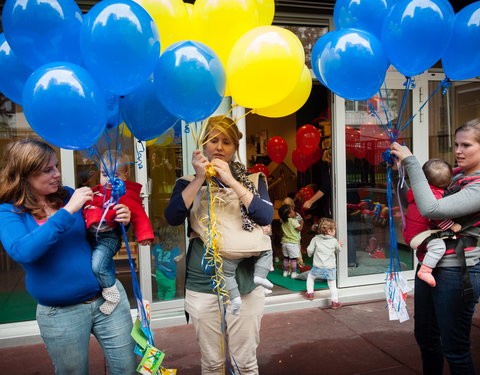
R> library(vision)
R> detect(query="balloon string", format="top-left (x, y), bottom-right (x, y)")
top-left (203, 176), bottom-right (239, 375)
top-left (120, 223), bottom-right (154, 345)
top-left (379, 82), bottom-right (391, 126)
top-left (396, 160), bottom-right (407, 230)
top-left (395, 77), bottom-right (415, 139)
top-left (136, 140), bottom-right (144, 169)
top-left (399, 78), bottom-right (451, 134)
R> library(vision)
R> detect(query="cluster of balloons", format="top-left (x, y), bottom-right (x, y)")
top-left (265, 126), bottom-right (322, 173)
top-left (346, 124), bottom-right (391, 166)
top-left (292, 124), bottom-right (322, 172)
top-left (312, 0), bottom-right (480, 101)
top-left (0, 0), bottom-right (312, 150)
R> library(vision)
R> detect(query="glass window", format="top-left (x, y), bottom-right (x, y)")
top-left (146, 124), bottom-right (186, 302)
top-left (429, 81), bottom-right (480, 163)
top-left (344, 88), bottom-right (413, 277)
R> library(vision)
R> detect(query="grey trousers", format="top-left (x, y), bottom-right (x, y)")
top-left (422, 238), bottom-right (447, 268)
top-left (223, 250), bottom-right (273, 299)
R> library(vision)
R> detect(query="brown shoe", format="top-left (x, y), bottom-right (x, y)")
top-left (331, 301), bottom-right (342, 309)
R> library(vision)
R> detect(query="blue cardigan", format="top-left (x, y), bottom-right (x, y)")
top-left (0, 187), bottom-right (100, 306)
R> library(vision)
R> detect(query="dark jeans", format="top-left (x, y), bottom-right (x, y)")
top-left (414, 262), bottom-right (480, 374)
top-left (89, 230), bottom-right (122, 288)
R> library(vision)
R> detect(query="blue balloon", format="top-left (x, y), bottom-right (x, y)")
top-left (80, 0), bottom-right (160, 96)
top-left (315, 29), bottom-right (388, 101)
top-left (442, 2), bottom-right (480, 80)
top-left (120, 78), bottom-right (178, 141)
top-left (105, 94), bottom-right (123, 129)
top-left (334, 0), bottom-right (395, 41)
top-left (0, 34), bottom-right (32, 105)
top-left (2, 0), bottom-right (83, 70)
top-left (23, 63), bottom-right (107, 150)
top-left (311, 37), bottom-right (327, 86)
top-left (154, 40), bottom-right (226, 123)
top-left (382, 0), bottom-right (454, 77)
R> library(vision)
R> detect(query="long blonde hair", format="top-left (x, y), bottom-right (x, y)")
top-left (0, 138), bottom-right (67, 217)
top-left (204, 115), bottom-right (243, 161)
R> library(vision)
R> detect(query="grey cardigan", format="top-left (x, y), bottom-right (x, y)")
top-left (403, 155), bottom-right (480, 267)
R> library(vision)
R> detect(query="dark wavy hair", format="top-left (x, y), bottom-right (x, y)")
top-left (279, 204), bottom-right (292, 223)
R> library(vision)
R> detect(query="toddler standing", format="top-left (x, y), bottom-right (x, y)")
top-left (83, 152), bottom-right (154, 314)
top-left (279, 204), bottom-right (303, 279)
top-left (304, 218), bottom-right (343, 309)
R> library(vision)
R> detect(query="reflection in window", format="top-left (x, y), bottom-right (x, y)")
top-left (345, 89), bottom-right (413, 277)
top-left (147, 125), bottom-right (186, 302)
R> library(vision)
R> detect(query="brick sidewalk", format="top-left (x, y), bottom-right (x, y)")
top-left (2, 299), bottom-right (480, 374)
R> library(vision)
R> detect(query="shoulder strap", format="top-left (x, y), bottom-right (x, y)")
top-left (442, 174), bottom-right (480, 231)
top-left (443, 175), bottom-right (480, 197)
top-left (247, 172), bottom-right (261, 189)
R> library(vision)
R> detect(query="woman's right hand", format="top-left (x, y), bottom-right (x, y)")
top-left (63, 187), bottom-right (93, 214)
top-left (192, 150), bottom-right (209, 180)
top-left (390, 142), bottom-right (413, 161)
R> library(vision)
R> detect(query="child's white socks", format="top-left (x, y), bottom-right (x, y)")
top-left (230, 296), bottom-right (242, 315)
top-left (254, 276), bottom-right (273, 289)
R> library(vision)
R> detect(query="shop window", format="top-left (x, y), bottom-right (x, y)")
top-left (344, 89), bottom-right (414, 276)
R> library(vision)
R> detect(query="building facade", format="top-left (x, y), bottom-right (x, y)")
top-left (1, 0), bottom-right (479, 346)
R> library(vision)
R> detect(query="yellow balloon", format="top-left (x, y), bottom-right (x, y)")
top-left (227, 26), bottom-right (305, 108)
top-left (147, 128), bottom-right (175, 147)
top-left (134, 0), bottom-right (190, 51)
top-left (185, 2), bottom-right (193, 17)
top-left (121, 124), bottom-right (174, 146)
top-left (255, 65), bottom-right (312, 118)
top-left (255, 0), bottom-right (275, 26)
top-left (120, 123), bottom-right (131, 138)
top-left (191, 0), bottom-right (261, 68)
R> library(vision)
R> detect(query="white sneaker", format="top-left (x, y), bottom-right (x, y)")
top-left (283, 271), bottom-right (289, 277)
top-left (291, 272), bottom-right (298, 279)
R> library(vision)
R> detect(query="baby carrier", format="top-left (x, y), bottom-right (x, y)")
top-left (412, 173), bottom-right (480, 303)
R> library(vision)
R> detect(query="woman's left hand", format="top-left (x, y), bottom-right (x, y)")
top-left (211, 158), bottom-right (235, 185)
top-left (114, 204), bottom-right (131, 225)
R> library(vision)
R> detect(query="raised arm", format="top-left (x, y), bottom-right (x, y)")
top-left (390, 142), bottom-right (480, 219)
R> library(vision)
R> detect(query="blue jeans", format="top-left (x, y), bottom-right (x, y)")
top-left (414, 263), bottom-right (480, 374)
top-left (90, 230), bottom-right (122, 288)
top-left (36, 280), bottom-right (136, 374)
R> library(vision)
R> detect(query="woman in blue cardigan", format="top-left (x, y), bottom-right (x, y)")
top-left (0, 138), bottom-right (136, 374)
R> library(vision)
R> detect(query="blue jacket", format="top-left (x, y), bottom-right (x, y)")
top-left (0, 187), bottom-right (100, 306)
